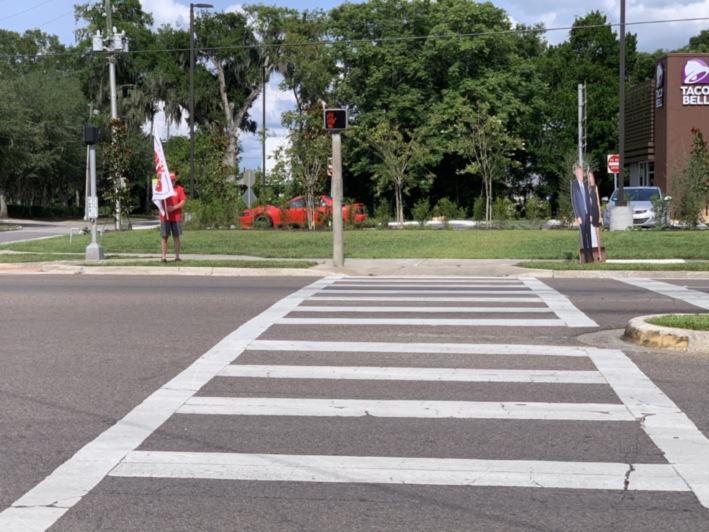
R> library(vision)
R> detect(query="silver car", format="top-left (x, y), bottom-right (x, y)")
top-left (602, 186), bottom-right (665, 227)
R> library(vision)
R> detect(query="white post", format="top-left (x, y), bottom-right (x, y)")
top-left (332, 133), bottom-right (344, 267)
top-left (85, 138), bottom-right (105, 261)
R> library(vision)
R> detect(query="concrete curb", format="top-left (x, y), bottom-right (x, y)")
top-left (624, 314), bottom-right (709, 354)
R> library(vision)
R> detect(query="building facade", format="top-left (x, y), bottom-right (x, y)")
top-left (626, 53), bottom-right (709, 196)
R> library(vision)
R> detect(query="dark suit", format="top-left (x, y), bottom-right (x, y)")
top-left (571, 177), bottom-right (593, 262)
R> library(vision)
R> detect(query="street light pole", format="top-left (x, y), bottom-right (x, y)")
top-left (618, 0), bottom-right (626, 205)
top-left (189, 3), bottom-right (213, 200)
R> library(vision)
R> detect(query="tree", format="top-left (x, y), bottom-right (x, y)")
top-left (362, 121), bottom-right (431, 227)
top-left (278, 9), bottom-right (335, 116)
top-left (273, 103), bottom-right (331, 228)
top-left (450, 102), bottom-right (523, 222)
top-left (195, 7), bottom-right (293, 170)
top-left (328, 0), bottom-right (539, 213)
top-left (0, 29), bottom-right (87, 217)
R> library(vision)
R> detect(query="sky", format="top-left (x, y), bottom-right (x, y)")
top-left (3, 0), bottom-right (709, 171)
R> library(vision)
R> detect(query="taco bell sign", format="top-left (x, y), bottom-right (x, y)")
top-left (681, 58), bottom-right (709, 105)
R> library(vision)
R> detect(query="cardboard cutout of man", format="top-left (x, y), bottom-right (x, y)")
top-left (571, 164), bottom-right (593, 263)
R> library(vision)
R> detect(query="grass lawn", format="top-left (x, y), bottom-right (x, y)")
top-left (645, 314), bottom-right (709, 331)
top-left (1, 227), bottom-right (709, 261)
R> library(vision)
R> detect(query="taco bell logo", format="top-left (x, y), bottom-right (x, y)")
top-left (682, 59), bottom-right (709, 84)
top-left (681, 58), bottom-right (709, 105)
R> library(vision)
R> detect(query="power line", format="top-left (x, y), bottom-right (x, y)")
top-left (0, 0), bottom-right (58, 22)
top-left (0, 15), bottom-right (707, 61)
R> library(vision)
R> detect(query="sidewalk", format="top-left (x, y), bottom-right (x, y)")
top-left (4, 255), bottom-right (709, 279)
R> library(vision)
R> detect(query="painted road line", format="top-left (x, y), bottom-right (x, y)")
top-left (292, 306), bottom-right (552, 313)
top-left (247, 340), bottom-right (591, 357)
top-left (0, 276), bottom-right (340, 532)
top-left (309, 296), bottom-right (542, 302)
top-left (588, 347), bottom-right (709, 509)
top-left (520, 278), bottom-right (598, 328)
top-left (218, 365), bottom-right (606, 384)
top-left (319, 289), bottom-right (534, 295)
top-left (335, 277), bottom-right (525, 282)
top-left (109, 451), bottom-right (688, 492)
top-left (329, 283), bottom-right (527, 289)
top-left (278, 317), bottom-right (565, 326)
top-left (178, 397), bottom-right (633, 421)
top-left (619, 278), bottom-right (709, 310)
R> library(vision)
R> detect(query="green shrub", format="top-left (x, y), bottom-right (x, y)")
top-left (650, 194), bottom-right (671, 229)
top-left (433, 198), bottom-right (465, 223)
top-left (185, 198), bottom-right (244, 229)
top-left (524, 196), bottom-right (551, 224)
top-left (492, 197), bottom-right (516, 221)
top-left (472, 196), bottom-right (486, 221)
top-left (411, 198), bottom-right (431, 228)
top-left (374, 198), bottom-right (391, 229)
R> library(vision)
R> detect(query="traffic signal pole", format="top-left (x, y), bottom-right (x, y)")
top-left (332, 133), bottom-right (344, 267)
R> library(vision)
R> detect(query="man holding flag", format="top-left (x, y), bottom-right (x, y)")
top-left (153, 135), bottom-right (186, 263)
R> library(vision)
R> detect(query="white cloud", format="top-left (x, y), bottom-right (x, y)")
top-left (140, 0), bottom-right (189, 29)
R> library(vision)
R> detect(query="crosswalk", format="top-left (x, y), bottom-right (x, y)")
top-left (3, 276), bottom-right (709, 531)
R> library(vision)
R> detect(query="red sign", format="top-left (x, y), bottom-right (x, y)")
top-left (607, 154), bottom-right (620, 174)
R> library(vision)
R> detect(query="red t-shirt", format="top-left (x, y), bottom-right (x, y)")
top-left (160, 185), bottom-right (186, 222)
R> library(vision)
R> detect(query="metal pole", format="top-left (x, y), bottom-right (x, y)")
top-left (189, 3), bottom-right (213, 201)
top-left (105, 0), bottom-right (121, 230)
top-left (578, 84), bottom-right (584, 169)
top-left (618, 0), bottom-right (626, 204)
top-left (262, 66), bottom-right (266, 189)
top-left (332, 133), bottom-right (344, 267)
top-left (85, 145), bottom-right (90, 221)
top-left (189, 4), bottom-right (196, 200)
top-left (86, 140), bottom-right (105, 261)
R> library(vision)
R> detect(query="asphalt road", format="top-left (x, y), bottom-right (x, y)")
top-left (0, 274), bottom-right (707, 531)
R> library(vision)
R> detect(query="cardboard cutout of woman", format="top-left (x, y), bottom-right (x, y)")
top-left (586, 169), bottom-right (605, 262)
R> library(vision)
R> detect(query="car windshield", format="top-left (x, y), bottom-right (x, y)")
top-left (611, 189), bottom-right (660, 202)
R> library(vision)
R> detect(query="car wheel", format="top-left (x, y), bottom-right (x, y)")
top-left (254, 214), bottom-right (273, 228)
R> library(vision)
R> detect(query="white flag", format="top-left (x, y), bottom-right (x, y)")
top-left (152, 135), bottom-right (175, 216)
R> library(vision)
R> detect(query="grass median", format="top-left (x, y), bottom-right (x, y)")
top-left (1, 227), bottom-right (709, 269)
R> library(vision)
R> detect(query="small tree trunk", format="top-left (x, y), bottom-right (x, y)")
top-left (395, 184), bottom-right (404, 228)
top-left (0, 189), bottom-right (7, 219)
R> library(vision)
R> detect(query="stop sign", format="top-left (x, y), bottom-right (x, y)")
top-left (607, 154), bottom-right (620, 173)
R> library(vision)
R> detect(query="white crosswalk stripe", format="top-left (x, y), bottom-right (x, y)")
top-left (111, 452), bottom-right (689, 492)
top-left (619, 278), bottom-right (709, 309)
top-left (218, 365), bottom-right (607, 383)
top-left (177, 397), bottom-right (635, 420)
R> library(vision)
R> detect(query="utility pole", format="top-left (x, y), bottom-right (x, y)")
top-left (618, 0), bottom-right (626, 205)
top-left (262, 66), bottom-right (267, 189)
top-left (92, 0), bottom-right (128, 230)
top-left (189, 3), bottom-right (213, 200)
top-left (578, 83), bottom-right (586, 169)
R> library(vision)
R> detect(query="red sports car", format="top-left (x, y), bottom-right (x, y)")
top-left (240, 195), bottom-right (367, 229)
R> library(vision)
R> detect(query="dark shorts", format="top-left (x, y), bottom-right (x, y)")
top-left (160, 221), bottom-right (182, 237)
